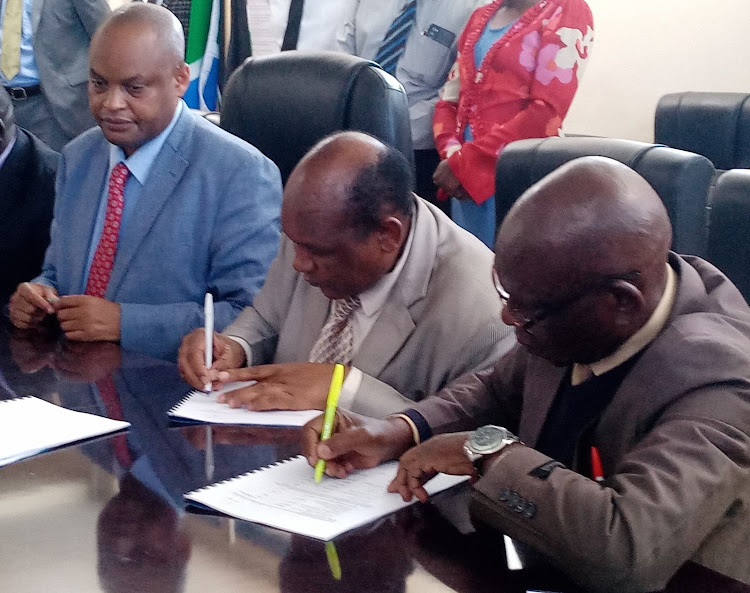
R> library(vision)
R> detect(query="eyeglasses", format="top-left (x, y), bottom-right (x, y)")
top-left (492, 268), bottom-right (641, 334)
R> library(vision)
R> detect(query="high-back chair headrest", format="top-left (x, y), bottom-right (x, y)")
top-left (708, 169), bottom-right (750, 302)
top-left (495, 137), bottom-right (715, 256)
top-left (655, 92), bottom-right (750, 171)
top-left (220, 51), bottom-right (413, 183)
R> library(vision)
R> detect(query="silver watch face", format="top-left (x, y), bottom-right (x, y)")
top-left (469, 425), bottom-right (511, 453)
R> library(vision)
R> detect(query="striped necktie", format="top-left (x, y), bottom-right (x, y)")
top-left (308, 296), bottom-right (361, 366)
top-left (374, 0), bottom-right (417, 76)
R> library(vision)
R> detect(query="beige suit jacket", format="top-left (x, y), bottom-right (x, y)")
top-left (409, 254), bottom-right (750, 592)
top-left (223, 197), bottom-right (515, 417)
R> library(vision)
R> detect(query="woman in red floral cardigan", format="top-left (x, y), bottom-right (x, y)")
top-left (432, 0), bottom-right (593, 246)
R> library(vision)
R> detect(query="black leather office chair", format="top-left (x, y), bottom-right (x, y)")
top-left (495, 137), bottom-right (716, 256)
top-left (707, 169), bottom-right (750, 301)
top-left (219, 51), bottom-right (413, 184)
top-left (655, 92), bottom-right (750, 171)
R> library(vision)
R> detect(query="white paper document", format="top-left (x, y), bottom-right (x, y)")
top-left (168, 383), bottom-right (321, 427)
top-left (185, 455), bottom-right (470, 540)
top-left (0, 396), bottom-right (130, 467)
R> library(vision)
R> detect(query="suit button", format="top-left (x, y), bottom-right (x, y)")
top-left (523, 502), bottom-right (536, 518)
top-left (498, 489), bottom-right (509, 501)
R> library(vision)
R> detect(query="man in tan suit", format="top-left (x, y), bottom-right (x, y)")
top-left (303, 157), bottom-right (750, 591)
top-left (178, 131), bottom-right (514, 417)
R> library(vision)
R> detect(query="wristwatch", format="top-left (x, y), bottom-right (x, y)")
top-left (464, 425), bottom-right (521, 474)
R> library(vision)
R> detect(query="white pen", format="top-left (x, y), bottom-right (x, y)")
top-left (204, 293), bottom-right (214, 392)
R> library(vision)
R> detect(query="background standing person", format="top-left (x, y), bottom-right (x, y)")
top-left (0, 0), bottom-right (111, 150)
top-left (337, 0), bottom-right (487, 215)
top-left (433, 0), bottom-right (593, 246)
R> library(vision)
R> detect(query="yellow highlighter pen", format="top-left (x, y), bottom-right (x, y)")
top-left (325, 540), bottom-right (342, 580)
top-left (314, 363), bottom-right (345, 483)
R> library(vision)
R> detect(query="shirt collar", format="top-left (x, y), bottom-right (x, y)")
top-left (0, 130), bottom-right (17, 171)
top-left (357, 205), bottom-right (417, 318)
top-left (571, 262), bottom-right (677, 385)
top-left (107, 100), bottom-right (183, 183)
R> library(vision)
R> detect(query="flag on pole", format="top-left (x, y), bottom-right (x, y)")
top-left (184, 0), bottom-right (221, 110)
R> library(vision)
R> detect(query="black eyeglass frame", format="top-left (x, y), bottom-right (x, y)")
top-left (492, 268), bottom-right (641, 334)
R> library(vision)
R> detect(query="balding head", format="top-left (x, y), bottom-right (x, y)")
top-left (495, 157), bottom-right (673, 365)
top-left (0, 87), bottom-right (15, 152)
top-left (88, 3), bottom-right (190, 155)
top-left (282, 132), bottom-right (414, 299)
top-left (94, 3), bottom-right (184, 65)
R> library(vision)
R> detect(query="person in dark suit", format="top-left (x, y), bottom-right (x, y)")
top-left (0, 87), bottom-right (58, 307)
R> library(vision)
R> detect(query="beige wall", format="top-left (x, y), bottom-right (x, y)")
top-left (564, 0), bottom-right (750, 142)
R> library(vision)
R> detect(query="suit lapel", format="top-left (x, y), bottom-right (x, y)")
top-left (518, 359), bottom-right (567, 446)
top-left (68, 141), bottom-right (110, 293)
top-left (353, 198), bottom-right (436, 376)
top-left (106, 111), bottom-right (192, 298)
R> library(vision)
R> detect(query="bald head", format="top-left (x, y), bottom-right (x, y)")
top-left (94, 3), bottom-right (185, 66)
top-left (286, 131), bottom-right (414, 237)
top-left (495, 157), bottom-right (674, 365)
top-left (498, 157), bottom-right (672, 284)
top-left (281, 132), bottom-right (414, 300)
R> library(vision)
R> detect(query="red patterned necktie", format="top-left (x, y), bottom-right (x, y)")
top-left (85, 163), bottom-right (129, 298)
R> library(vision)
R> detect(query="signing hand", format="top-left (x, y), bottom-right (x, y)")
top-left (56, 295), bottom-right (121, 342)
top-left (8, 282), bottom-right (59, 329)
top-left (177, 329), bottom-right (246, 389)
top-left (215, 362), bottom-right (345, 411)
top-left (301, 410), bottom-right (415, 479)
top-left (433, 160), bottom-right (472, 201)
top-left (388, 432), bottom-right (475, 503)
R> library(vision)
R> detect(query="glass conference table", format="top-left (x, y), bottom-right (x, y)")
top-left (0, 321), bottom-right (747, 593)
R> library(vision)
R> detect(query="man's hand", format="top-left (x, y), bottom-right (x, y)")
top-left (433, 160), bottom-right (472, 201)
top-left (56, 295), bottom-right (121, 342)
top-left (8, 282), bottom-right (59, 329)
top-left (301, 410), bottom-right (415, 478)
top-left (388, 432), bottom-right (475, 503)
top-left (177, 329), bottom-right (246, 389)
top-left (216, 362), bottom-right (344, 411)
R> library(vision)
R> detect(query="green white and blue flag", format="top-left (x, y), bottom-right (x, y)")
top-left (184, 0), bottom-right (221, 110)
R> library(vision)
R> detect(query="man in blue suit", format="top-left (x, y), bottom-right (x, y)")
top-left (8, 3), bottom-right (282, 361)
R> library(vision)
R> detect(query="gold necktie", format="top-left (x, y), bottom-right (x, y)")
top-left (1, 0), bottom-right (23, 80)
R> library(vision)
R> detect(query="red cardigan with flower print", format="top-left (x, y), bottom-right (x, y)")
top-left (433, 0), bottom-right (594, 204)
